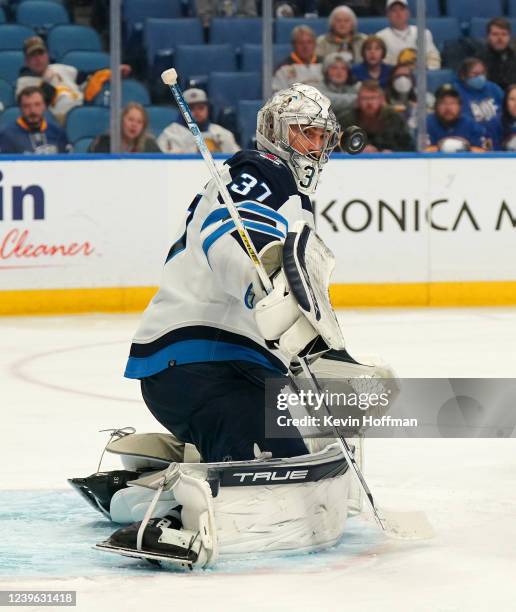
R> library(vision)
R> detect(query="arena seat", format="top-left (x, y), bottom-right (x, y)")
top-left (275, 18), bottom-right (328, 44)
top-left (72, 137), bottom-right (93, 153)
top-left (174, 44), bottom-right (236, 87)
top-left (61, 51), bottom-right (110, 73)
top-left (208, 72), bottom-right (261, 120)
top-left (123, 0), bottom-right (182, 44)
top-left (425, 18), bottom-right (461, 50)
top-left (0, 78), bottom-right (14, 108)
top-left (0, 105), bottom-right (20, 129)
top-left (47, 25), bottom-right (102, 61)
top-left (0, 50), bottom-right (25, 85)
top-left (145, 105), bottom-right (180, 138)
top-left (446, 0), bottom-right (504, 22)
top-left (357, 17), bottom-right (389, 35)
top-left (144, 18), bottom-right (203, 68)
top-left (66, 106), bottom-right (109, 143)
top-left (210, 18), bottom-right (263, 51)
top-left (509, 0), bottom-right (516, 17)
top-left (426, 68), bottom-right (455, 92)
top-left (237, 99), bottom-right (262, 149)
top-left (407, 0), bottom-right (441, 17)
top-left (16, 1), bottom-right (69, 31)
top-left (0, 25), bottom-right (36, 51)
top-left (92, 79), bottom-right (151, 107)
top-left (0, 6), bottom-right (6, 23)
top-left (241, 44), bottom-right (291, 72)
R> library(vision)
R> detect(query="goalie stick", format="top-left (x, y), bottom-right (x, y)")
top-left (160, 68), bottom-right (433, 541)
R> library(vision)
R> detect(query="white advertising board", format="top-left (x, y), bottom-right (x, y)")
top-left (0, 155), bottom-right (514, 311)
top-left (315, 157), bottom-right (516, 284)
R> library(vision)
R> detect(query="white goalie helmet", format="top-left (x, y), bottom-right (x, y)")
top-left (256, 83), bottom-right (341, 195)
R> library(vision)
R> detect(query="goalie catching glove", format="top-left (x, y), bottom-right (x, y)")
top-left (253, 221), bottom-right (345, 364)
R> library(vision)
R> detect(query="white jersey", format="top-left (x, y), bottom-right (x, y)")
top-left (124, 150), bottom-right (315, 379)
top-left (157, 121), bottom-right (240, 154)
top-left (376, 25), bottom-right (441, 69)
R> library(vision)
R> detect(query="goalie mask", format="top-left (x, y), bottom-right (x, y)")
top-left (256, 83), bottom-right (341, 195)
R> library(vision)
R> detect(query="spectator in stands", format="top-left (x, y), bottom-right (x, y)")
top-left (337, 80), bottom-right (414, 152)
top-left (16, 37), bottom-right (83, 125)
top-left (315, 6), bottom-right (367, 64)
top-left (426, 84), bottom-right (487, 152)
top-left (89, 103), bottom-right (160, 153)
top-left (196, 0), bottom-right (257, 29)
top-left (158, 88), bottom-right (239, 154)
top-left (0, 86), bottom-right (69, 154)
top-left (489, 84), bottom-right (516, 150)
top-left (376, 0), bottom-right (441, 69)
top-left (317, 53), bottom-right (360, 115)
top-left (272, 25), bottom-right (323, 92)
top-left (352, 35), bottom-right (392, 89)
top-left (385, 62), bottom-right (417, 130)
top-left (455, 58), bottom-right (504, 127)
top-left (479, 18), bottom-right (516, 92)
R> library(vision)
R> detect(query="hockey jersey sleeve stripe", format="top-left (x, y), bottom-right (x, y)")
top-left (200, 201), bottom-right (288, 233)
top-left (237, 202), bottom-right (288, 233)
top-left (202, 219), bottom-right (285, 257)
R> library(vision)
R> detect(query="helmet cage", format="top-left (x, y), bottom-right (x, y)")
top-left (257, 86), bottom-right (340, 195)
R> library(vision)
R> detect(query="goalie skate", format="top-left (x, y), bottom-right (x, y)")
top-left (95, 515), bottom-right (203, 570)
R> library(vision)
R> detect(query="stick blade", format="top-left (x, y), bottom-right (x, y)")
top-left (380, 509), bottom-right (435, 540)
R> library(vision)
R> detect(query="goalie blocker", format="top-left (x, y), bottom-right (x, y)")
top-left (254, 220), bottom-right (346, 365)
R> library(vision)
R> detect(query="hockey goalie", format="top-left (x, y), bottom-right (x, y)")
top-left (69, 83), bottom-right (397, 570)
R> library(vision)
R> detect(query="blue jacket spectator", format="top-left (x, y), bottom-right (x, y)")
top-left (489, 84), bottom-right (516, 151)
top-left (0, 86), bottom-right (69, 154)
top-left (352, 35), bottom-right (392, 89)
top-left (454, 58), bottom-right (504, 126)
top-left (427, 84), bottom-right (486, 151)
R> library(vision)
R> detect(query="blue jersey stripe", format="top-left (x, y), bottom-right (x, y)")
top-left (202, 219), bottom-right (285, 256)
top-left (125, 339), bottom-right (284, 378)
top-left (202, 220), bottom-right (235, 256)
top-left (238, 202), bottom-right (288, 231)
top-left (200, 201), bottom-right (288, 233)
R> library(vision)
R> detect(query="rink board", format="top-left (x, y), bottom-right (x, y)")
top-left (0, 153), bottom-right (515, 314)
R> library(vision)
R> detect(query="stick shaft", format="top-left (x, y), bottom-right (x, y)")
top-left (166, 81), bottom-right (272, 293)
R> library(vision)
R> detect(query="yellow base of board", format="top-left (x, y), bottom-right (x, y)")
top-left (1, 281), bottom-right (516, 316)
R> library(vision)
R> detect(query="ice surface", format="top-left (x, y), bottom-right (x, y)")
top-left (1, 309), bottom-right (515, 611)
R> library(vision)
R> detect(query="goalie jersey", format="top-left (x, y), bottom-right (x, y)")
top-left (124, 150), bottom-right (314, 379)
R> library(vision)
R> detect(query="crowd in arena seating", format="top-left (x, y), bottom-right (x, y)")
top-left (1, 0), bottom-right (516, 154)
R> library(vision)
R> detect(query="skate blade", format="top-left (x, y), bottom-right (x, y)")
top-left (94, 542), bottom-right (194, 570)
top-left (379, 509), bottom-right (435, 540)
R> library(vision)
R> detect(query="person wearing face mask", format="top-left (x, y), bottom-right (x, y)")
top-left (315, 6), bottom-right (367, 64)
top-left (488, 84), bottom-right (516, 151)
top-left (454, 58), bottom-right (504, 128)
top-left (426, 84), bottom-right (487, 152)
top-left (385, 62), bottom-right (434, 133)
top-left (317, 53), bottom-right (360, 115)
